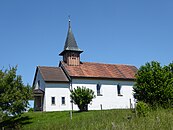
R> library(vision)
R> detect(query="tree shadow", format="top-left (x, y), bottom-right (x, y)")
top-left (73, 110), bottom-right (89, 114)
top-left (0, 116), bottom-right (33, 129)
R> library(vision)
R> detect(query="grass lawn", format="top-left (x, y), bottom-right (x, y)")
top-left (2, 109), bottom-right (173, 130)
top-left (22, 109), bottom-right (133, 130)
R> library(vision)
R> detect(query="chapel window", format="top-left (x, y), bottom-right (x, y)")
top-left (51, 97), bottom-right (55, 105)
top-left (97, 83), bottom-right (102, 96)
top-left (117, 84), bottom-right (123, 96)
top-left (61, 97), bottom-right (65, 105)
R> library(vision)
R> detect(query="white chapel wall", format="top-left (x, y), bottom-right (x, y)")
top-left (71, 78), bottom-right (135, 110)
top-left (34, 69), bottom-right (46, 111)
top-left (34, 69), bottom-right (46, 91)
top-left (44, 83), bottom-right (71, 111)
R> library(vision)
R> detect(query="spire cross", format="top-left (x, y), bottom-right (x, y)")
top-left (68, 15), bottom-right (71, 22)
top-left (68, 15), bottom-right (71, 27)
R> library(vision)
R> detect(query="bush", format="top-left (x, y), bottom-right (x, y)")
top-left (28, 108), bottom-right (34, 112)
top-left (136, 101), bottom-right (150, 117)
top-left (0, 66), bottom-right (32, 117)
top-left (133, 61), bottom-right (173, 108)
top-left (0, 107), bottom-right (6, 123)
top-left (70, 86), bottom-right (95, 112)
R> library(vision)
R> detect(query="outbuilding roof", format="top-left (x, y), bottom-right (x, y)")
top-left (61, 61), bottom-right (137, 80)
top-left (37, 66), bottom-right (69, 83)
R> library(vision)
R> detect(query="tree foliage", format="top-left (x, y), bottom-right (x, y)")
top-left (133, 61), bottom-right (173, 108)
top-left (70, 86), bottom-right (95, 111)
top-left (0, 66), bottom-right (31, 118)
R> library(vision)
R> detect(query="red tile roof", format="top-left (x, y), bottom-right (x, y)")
top-left (38, 66), bottom-right (69, 82)
top-left (61, 62), bottom-right (137, 80)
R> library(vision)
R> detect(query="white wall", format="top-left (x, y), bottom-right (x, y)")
top-left (34, 69), bottom-right (46, 111)
top-left (71, 78), bottom-right (135, 110)
top-left (43, 78), bottom-right (135, 111)
top-left (44, 83), bottom-right (71, 111)
top-left (34, 69), bottom-right (46, 91)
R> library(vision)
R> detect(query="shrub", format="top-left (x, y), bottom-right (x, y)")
top-left (28, 108), bottom-right (34, 112)
top-left (136, 101), bottom-right (150, 117)
top-left (70, 86), bottom-right (95, 112)
top-left (133, 61), bottom-right (173, 108)
top-left (0, 67), bottom-right (32, 117)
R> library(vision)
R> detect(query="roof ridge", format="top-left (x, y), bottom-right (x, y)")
top-left (82, 61), bottom-right (136, 67)
top-left (38, 66), bottom-right (59, 68)
top-left (61, 60), bottom-right (137, 67)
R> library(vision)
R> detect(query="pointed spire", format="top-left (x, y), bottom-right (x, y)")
top-left (59, 18), bottom-right (83, 56)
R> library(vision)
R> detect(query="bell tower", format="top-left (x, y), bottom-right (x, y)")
top-left (59, 19), bottom-right (83, 66)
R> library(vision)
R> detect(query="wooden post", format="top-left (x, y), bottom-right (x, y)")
top-left (70, 111), bottom-right (72, 120)
top-left (134, 99), bottom-right (137, 116)
top-left (70, 81), bottom-right (73, 120)
top-left (100, 104), bottom-right (102, 110)
top-left (129, 98), bottom-right (132, 109)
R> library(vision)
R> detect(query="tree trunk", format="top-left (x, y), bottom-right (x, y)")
top-left (78, 104), bottom-right (88, 112)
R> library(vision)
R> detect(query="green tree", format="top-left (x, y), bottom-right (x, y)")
top-left (133, 61), bottom-right (173, 108)
top-left (0, 66), bottom-right (31, 118)
top-left (70, 86), bottom-right (95, 112)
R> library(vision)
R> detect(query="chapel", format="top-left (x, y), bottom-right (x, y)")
top-left (33, 20), bottom-right (137, 111)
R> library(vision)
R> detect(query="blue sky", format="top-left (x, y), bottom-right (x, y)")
top-left (0, 0), bottom-right (173, 85)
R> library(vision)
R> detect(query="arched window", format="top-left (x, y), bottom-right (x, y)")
top-left (117, 84), bottom-right (123, 96)
top-left (97, 83), bottom-right (102, 96)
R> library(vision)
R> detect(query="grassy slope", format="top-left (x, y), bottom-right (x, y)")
top-left (21, 109), bottom-right (173, 130)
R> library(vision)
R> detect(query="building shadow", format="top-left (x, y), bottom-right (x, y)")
top-left (0, 116), bottom-right (33, 129)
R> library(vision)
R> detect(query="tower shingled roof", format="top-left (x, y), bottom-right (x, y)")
top-left (59, 20), bottom-right (83, 55)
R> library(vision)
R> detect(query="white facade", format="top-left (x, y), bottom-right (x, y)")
top-left (34, 70), bottom-right (70, 111)
top-left (34, 73), bottom-right (135, 111)
top-left (44, 83), bottom-right (71, 111)
top-left (34, 69), bottom-right (46, 91)
top-left (71, 78), bottom-right (135, 111)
